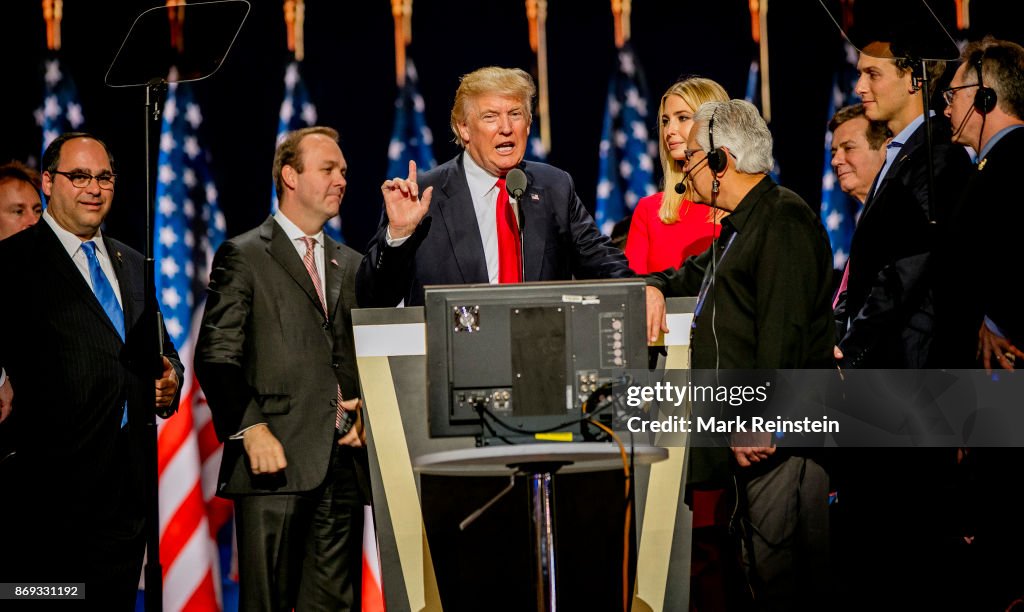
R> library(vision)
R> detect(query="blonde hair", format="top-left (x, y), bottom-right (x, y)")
top-left (450, 67), bottom-right (535, 146)
top-left (657, 77), bottom-right (729, 224)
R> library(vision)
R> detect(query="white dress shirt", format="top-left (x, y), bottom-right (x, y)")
top-left (42, 209), bottom-right (124, 309)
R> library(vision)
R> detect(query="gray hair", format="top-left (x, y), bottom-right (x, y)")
top-left (692, 100), bottom-right (774, 174)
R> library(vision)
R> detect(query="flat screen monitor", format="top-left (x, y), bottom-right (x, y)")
top-left (424, 278), bottom-right (648, 441)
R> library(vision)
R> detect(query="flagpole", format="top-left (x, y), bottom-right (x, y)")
top-left (758, 0), bottom-right (771, 123)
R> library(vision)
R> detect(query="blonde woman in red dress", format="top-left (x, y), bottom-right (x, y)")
top-left (625, 77), bottom-right (729, 273)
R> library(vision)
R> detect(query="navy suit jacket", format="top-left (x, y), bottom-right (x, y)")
top-left (357, 154), bottom-right (632, 307)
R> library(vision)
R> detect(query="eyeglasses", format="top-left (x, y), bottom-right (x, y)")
top-left (682, 148), bottom-right (705, 164)
top-left (941, 84), bottom-right (979, 105)
top-left (53, 170), bottom-right (116, 190)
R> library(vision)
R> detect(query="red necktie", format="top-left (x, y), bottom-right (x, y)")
top-left (302, 237), bottom-right (348, 431)
top-left (495, 177), bottom-right (523, 283)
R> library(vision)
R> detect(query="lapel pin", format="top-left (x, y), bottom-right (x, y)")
top-left (530, 193), bottom-right (540, 201)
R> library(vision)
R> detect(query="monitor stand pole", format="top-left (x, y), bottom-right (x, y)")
top-left (516, 461), bottom-right (570, 612)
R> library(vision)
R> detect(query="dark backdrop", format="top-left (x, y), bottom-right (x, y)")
top-left (2, 0), bottom-right (1022, 253)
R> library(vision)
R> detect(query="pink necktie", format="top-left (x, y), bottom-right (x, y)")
top-left (302, 237), bottom-right (347, 431)
top-left (833, 261), bottom-right (850, 310)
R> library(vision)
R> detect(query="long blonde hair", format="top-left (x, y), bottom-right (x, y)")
top-left (657, 77), bottom-right (729, 224)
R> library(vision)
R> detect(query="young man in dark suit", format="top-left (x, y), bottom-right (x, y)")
top-left (357, 66), bottom-right (632, 308)
top-left (0, 132), bottom-right (182, 608)
top-left (196, 126), bottom-right (366, 611)
top-left (831, 37), bottom-right (974, 607)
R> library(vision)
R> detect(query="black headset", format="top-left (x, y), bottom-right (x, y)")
top-left (673, 105), bottom-right (728, 195)
top-left (973, 51), bottom-right (998, 114)
top-left (706, 106), bottom-right (728, 173)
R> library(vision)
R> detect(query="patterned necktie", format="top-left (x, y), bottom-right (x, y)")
top-left (301, 237), bottom-right (350, 433)
top-left (495, 177), bottom-right (523, 283)
top-left (81, 240), bottom-right (127, 427)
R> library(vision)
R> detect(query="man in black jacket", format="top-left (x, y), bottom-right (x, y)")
top-left (646, 99), bottom-right (835, 610)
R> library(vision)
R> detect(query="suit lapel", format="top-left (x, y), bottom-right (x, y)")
top-left (861, 122), bottom-right (926, 224)
top-left (520, 163), bottom-right (548, 281)
top-left (104, 236), bottom-right (138, 330)
top-left (435, 157), bottom-right (488, 283)
top-left (261, 217), bottom-right (326, 318)
top-left (38, 222), bottom-right (124, 340)
top-left (323, 237), bottom-right (346, 320)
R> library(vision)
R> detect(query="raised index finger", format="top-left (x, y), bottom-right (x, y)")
top-left (407, 159), bottom-right (418, 184)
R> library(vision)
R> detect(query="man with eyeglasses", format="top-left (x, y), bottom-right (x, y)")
top-left (0, 132), bottom-right (182, 608)
top-left (936, 37), bottom-right (1024, 372)
top-left (933, 40), bottom-right (1024, 608)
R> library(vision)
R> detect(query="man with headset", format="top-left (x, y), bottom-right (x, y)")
top-left (933, 37), bottom-right (1024, 609)
top-left (939, 37), bottom-right (1024, 370)
top-left (645, 100), bottom-right (835, 609)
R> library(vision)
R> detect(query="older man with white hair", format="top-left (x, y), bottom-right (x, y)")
top-left (645, 99), bottom-right (835, 609)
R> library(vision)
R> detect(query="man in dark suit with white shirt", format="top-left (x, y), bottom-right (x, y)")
top-left (357, 66), bottom-right (631, 308)
top-left (0, 132), bottom-right (182, 608)
top-left (196, 126), bottom-right (366, 611)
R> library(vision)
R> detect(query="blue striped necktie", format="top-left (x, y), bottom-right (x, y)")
top-left (81, 240), bottom-right (128, 427)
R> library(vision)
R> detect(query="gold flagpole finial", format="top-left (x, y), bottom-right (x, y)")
top-left (295, 0), bottom-right (306, 61)
top-left (955, 0), bottom-right (971, 31)
top-left (43, 0), bottom-right (63, 51)
top-left (611, 0), bottom-right (624, 49)
top-left (284, 0), bottom-right (296, 56)
top-left (167, 1), bottom-right (186, 54)
top-left (526, 0), bottom-right (539, 53)
top-left (749, 0), bottom-right (760, 44)
top-left (392, 0), bottom-right (407, 86)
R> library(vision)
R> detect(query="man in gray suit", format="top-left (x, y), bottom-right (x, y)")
top-left (196, 126), bottom-right (366, 611)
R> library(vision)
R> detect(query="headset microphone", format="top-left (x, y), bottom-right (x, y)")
top-left (674, 180), bottom-right (686, 195)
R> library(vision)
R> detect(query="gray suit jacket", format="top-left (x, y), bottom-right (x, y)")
top-left (196, 216), bottom-right (362, 496)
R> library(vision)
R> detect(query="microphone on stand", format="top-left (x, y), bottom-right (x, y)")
top-left (505, 168), bottom-right (528, 281)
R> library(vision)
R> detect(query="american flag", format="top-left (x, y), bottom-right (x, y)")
top-left (525, 117), bottom-right (547, 162)
top-left (273, 61), bottom-right (344, 243)
top-left (386, 58), bottom-right (435, 179)
top-left (34, 57), bottom-right (85, 162)
top-left (744, 58), bottom-right (783, 184)
top-left (149, 75), bottom-right (235, 612)
top-left (595, 43), bottom-right (656, 236)
top-left (820, 41), bottom-right (863, 270)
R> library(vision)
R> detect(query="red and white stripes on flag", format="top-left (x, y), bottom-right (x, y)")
top-left (362, 505), bottom-right (385, 611)
top-left (157, 333), bottom-right (234, 611)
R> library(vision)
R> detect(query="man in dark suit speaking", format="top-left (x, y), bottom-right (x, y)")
top-left (357, 66), bottom-right (631, 308)
top-left (0, 132), bottom-right (182, 608)
top-left (196, 126), bottom-right (366, 611)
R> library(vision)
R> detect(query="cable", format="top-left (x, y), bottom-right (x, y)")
top-left (475, 375), bottom-right (633, 439)
top-left (589, 418), bottom-right (632, 612)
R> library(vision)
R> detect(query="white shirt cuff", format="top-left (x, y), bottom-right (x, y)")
top-left (385, 226), bottom-right (411, 247)
top-left (229, 422), bottom-right (267, 440)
